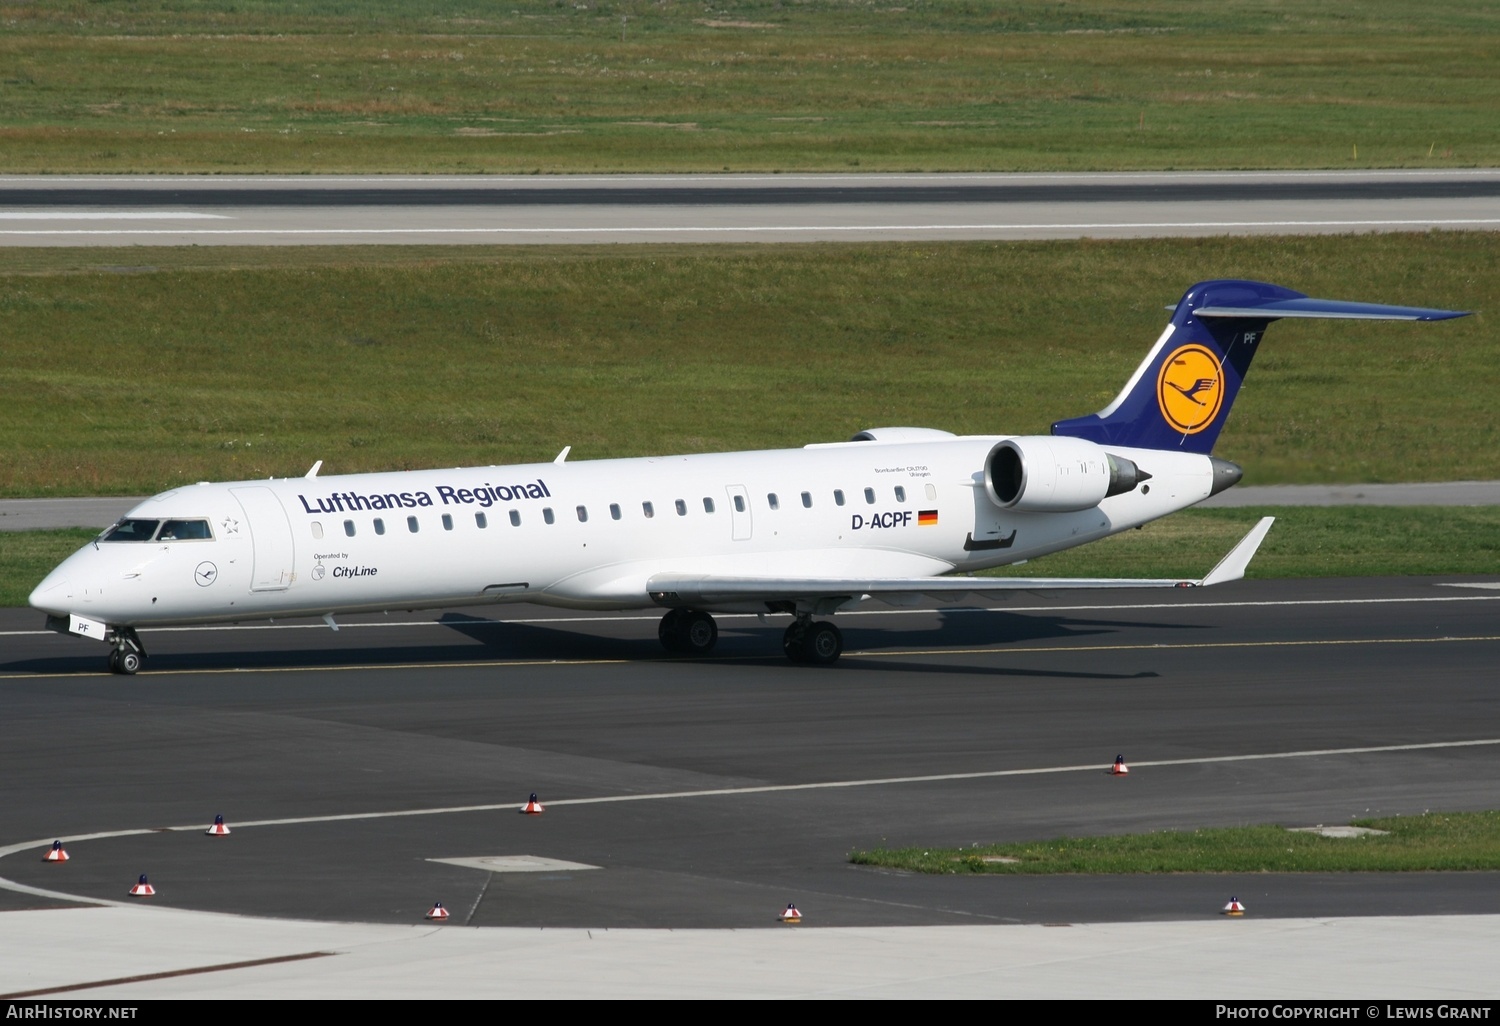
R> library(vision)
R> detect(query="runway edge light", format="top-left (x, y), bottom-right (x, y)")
top-left (521, 793), bottom-right (545, 815)
top-left (1109, 754), bottom-right (1130, 776)
top-left (781, 903), bottom-right (802, 924)
top-left (206, 814), bottom-right (230, 836)
top-left (1222, 897), bottom-right (1246, 916)
top-left (129, 874), bottom-right (155, 897)
top-left (43, 841), bottom-right (69, 863)
top-left (426, 901), bottom-right (451, 921)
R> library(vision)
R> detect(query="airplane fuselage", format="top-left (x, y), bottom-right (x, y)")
top-left (30, 436), bottom-right (1217, 628)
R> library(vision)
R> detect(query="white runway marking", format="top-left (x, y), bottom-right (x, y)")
top-left (0, 212), bottom-right (229, 221)
top-left (1, 218), bottom-right (1498, 238)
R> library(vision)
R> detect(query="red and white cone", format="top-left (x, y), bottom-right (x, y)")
top-left (780, 903), bottom-right (802, 924)
top-left (129, 874), bottom-right (156, 897)
top-left (520, 793), bottom-right (545, 815)
top-left (426, 901), bottom-right (451, 921)
top-left (1222, 897), bottom-right (1246, 916)
top-left (43, 841), bottom-right (69, 863)
top-left (205, 814), bottom-right (231, 836)
top-left (1108, 754), bottom-right (1130, 776)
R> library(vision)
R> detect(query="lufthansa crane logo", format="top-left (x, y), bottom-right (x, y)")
top-left (1156, 344), bottom-right (1225, 435)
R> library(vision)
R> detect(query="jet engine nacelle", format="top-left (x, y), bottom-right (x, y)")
top-left (984, 436), bottom-right (1149, 512)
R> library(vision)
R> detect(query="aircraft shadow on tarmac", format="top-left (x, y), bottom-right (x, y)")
top-left (1, 608), bottom-right (1203, 677)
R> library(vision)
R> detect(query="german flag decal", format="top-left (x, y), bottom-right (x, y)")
top-left (917, 510), bottom-right (939, 526)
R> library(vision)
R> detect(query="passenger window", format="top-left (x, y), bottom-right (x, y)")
top-left (643, 501), bottom-right (655, 519)
top-left (407, 516), bottom-right (419, 533)
top-left (767, 493), bottom-right (779, 510)
top-left (543, 508), bottom-right (555, 525)
top-left (577, 505), bottom-right (588, 523)
top-left (476, 512), bottom-right (488, 529)
top-left (833, 490), bottom-right (845, 507)
top-left (733, 495), bottom-right (745, 513)
top-left (675, 499), bottom-right (687, 516)
top-left (864, 487), bottom-right (875, 505)
top-left (344, 520), bottom-right (356, 537)
top-left (894, 486), bottom-right (907, 503)
top-left (374, 518), bottom-right (385, 535)
top-left (703, 497), bottom-right (715, 514)
top-left (801, 491), bottom-right (812, 508)
top-left (509, 510), bottom-right (520, 527)
top-left (311, 521), bottom-right (324, 539)
top-left (442, 514), bottom-right (453, 531)
top-left (610, 503), bottom-right (622, 521)
top-left (925, 483), bottom-right (937, 501)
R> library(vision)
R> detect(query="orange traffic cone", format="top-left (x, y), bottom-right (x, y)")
top-left (780, 903), bottom-right (802, 924)
top-left (426, 901), bottom-right (451, 921)
top-left (205, 814), bottom-right (231, 837)
top-left (43, 841), bottom-right (69, 863)
top-left (129, 874), bottom-right (156, 897)
top-left (1222, 896), bottom-right (1245, 916)
top-left (520, 793), bottom-right (545, 815)
top-left (1108, 754), bottom-right (1130, 776)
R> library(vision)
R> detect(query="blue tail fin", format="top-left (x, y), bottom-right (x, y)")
top-left (1050, 279), bottom-right (1468, 454)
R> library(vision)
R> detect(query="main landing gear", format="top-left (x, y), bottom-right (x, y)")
top-left (658, 608), bottom-right (719, 656)
top-left (782, 616), bottom-right (843, 666)
top-left (106, 627), bottom-right (146, 676)
top-left (656, 609), bottom-right (844, 666)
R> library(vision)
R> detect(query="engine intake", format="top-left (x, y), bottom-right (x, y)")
top-left (985, 437), bottom-right (1149, 512)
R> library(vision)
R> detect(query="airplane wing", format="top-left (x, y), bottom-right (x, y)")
top-left (648, 517), bottom-right (1274, 608)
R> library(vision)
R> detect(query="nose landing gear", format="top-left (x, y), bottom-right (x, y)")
top-left (106, 628), bottom-right (147, 675)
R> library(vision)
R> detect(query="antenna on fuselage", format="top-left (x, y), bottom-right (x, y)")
top-left (553, 446), bottom-right (571, 464)
top-left (305, 460), bottom-right (323, 479)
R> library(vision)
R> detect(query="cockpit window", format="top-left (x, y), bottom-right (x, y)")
top-left (101, 519), bottom-right (161, 542)
top-left (157, 519), bottom-right (213, 541)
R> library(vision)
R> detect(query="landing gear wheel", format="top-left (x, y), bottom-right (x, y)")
top-left (801, 621), bottom-right (843, 665)
top-left (659, 609), bottom-right (718, 656)
top-left (658, 609), bottom-right (689, 652)
top-left (783, 620), bottom-right (843, 665)
top-left (107, 650), bottom-right (122, 674)
top-left (782, 621), bottom-right (809, 663)
top-left (117, 650), bottom-right (143, 675)
top-left (106, 627), bottom-right (146, 676)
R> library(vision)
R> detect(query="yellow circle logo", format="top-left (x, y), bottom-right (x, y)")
top-left (1156, 344), bottom-right (1224, 435)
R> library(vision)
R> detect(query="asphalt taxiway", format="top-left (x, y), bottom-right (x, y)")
top-left (3, 576), bottom-right (1499, 929)
top-left (2, 169), bottom-right (1497, 245)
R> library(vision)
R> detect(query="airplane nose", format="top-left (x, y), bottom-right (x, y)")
top-left (28, 572), bottom-right (71, 614)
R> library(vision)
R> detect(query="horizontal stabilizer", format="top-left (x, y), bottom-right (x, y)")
top-left (648, 518), bottom-right (1274, 609)
top-left (1196, 298), bottom-right (1468, 321)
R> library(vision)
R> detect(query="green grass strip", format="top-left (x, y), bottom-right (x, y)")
top-left (850, 811), bottom-right (1500, 874)
top-left (2, 234), bottom-right (1496, 498)
top-left (2, 1), bottom-right (1498, 172)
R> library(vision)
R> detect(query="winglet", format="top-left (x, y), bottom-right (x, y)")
top-left (1199, 516), bottom-right (1275, 587)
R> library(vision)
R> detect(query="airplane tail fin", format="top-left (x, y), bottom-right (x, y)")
top-left (1049, 279), bottom-right (1468, 454)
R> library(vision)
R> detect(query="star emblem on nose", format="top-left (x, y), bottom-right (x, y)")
top-left (220, 517), bottom-right (240, 534)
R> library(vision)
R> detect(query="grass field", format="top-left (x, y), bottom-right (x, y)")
top-left (849, 810), bottom-right (1500, 874)
top-left (1, 1), bottom-right (1497, 172)
top-left (5, 505), bottom-right (1497, 608)
top-left (1, 233), bottom-right (1493, 498)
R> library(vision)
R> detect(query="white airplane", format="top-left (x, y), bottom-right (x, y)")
top-left (30, 279), bottom-right (1467, 674)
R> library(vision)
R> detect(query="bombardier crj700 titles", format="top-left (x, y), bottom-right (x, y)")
top-left (31, 280), bottom-right (1468, 674)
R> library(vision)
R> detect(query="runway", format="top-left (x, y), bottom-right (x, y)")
top-left (2, 169), bottom-right (1498, 245)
